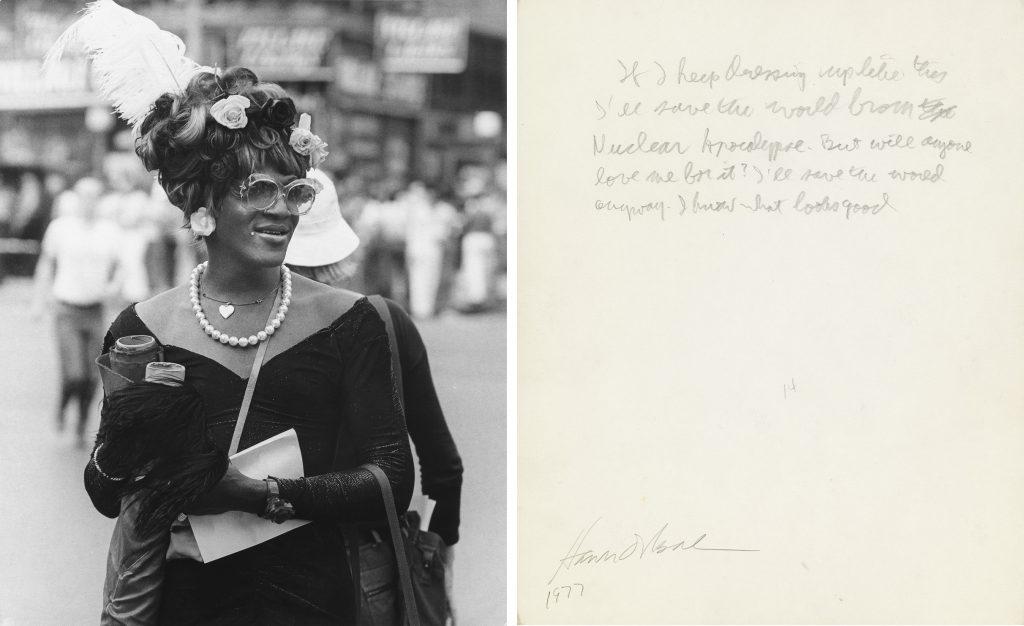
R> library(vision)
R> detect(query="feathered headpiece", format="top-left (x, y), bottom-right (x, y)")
top-left (43, 0), bottom-right (213, 127)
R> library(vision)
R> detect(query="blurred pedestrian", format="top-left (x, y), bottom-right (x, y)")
top-left (404, 182), bottom-right (460, 319)
top-left (335, 173), bottom-right (372, 292)
top-left (458, 190), bottom-right (500, 313)
top-left (146, 178), bottom-right (192, 294)
top-left (0, 180), bottom-right (15, 284)
top-left (286, 172), bottom-right (463, 625)
top-left (490, 161), bottom-right (509, 302)
top-left (433, 187), bottom-right (464, 316)
top-left (99, 167), bottom-right (153, 306)
top-left (31, 176), bottom-right (121, 444)
top-left (10, 171), bottom-right (43, 239)
top-left (357, 184), bottom-right (409, 307)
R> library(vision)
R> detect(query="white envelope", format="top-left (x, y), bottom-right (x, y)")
top-left (188, 428), bottom-right (310, 562)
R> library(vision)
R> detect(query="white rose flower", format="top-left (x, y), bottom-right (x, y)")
top-left (210, 95), bottom-right (251, 129)
top-left (189, 207), bottom-right (216, 236)
top-left (309, 138), bottom-right (329, 168)
top-left (289, 113), bottom-right (316, 155)
top-left (289, 129), bottom-right (316, 154)
top-left (289, 113), bottom-right (328, 167)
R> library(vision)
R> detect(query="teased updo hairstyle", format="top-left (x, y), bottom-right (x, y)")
top-left (135, 67), bottom-right (308, 222)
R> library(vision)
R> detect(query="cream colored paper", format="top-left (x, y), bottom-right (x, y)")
top-left (188, 428), bottom-right (309, 562)
top-left (518, 0), bottom-right (1024, 623)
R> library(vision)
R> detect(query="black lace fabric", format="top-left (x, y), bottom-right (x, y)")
top-left (272, 312), bottom-right (414, 522)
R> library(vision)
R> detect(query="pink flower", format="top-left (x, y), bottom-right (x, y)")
top-left (290, 130), bottom-right (316, 153)
top-left (309, 138), bottom-right (329, 169)
top-left (210, 95), bottom-right (251, 129)
top-left (289, 113), bottom-right (317, 154)
top-left (290, 113), bottom-right (329, 167)
top-left (189, 207), bottom-right (216, 236)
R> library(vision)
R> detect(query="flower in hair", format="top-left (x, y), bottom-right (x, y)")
top-left (261, 99), bottom-right (296, 128)
top-left (210, 95), bottom-right (251, 129)
top-left (309, 139), bottom-right (329, 169)
top-left (289, 114), bottom-right (316, 152)
top-left (189, 207), bottom-right (216, 236)
top-left (289, 113), bottom-right (329, 167)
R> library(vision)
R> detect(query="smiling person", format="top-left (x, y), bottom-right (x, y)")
top-left (84, 67), bottom-right (413, 624)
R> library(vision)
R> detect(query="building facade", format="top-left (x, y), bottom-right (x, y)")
top-left (0, 0), bottom-right (505, 195)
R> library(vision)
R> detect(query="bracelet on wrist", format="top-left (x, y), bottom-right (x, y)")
top-left (91, 443), bottom-right (148, 483)
top-left (91, 443), bottom-right (126, 482)
top-left (92, 442), bottom-right (141, 482)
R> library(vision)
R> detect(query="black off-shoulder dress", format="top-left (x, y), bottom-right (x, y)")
top-left (86, 297), bottom-right (413, 625)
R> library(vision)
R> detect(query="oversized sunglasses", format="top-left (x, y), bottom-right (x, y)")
top-left (235, 173), bottom-right (323, 215)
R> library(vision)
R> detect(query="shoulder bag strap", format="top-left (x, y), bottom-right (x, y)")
top-left (368, 295), bottom-right (404, 410)
top-left (227, 290), bottom-right (280, 456)
top-left (362, 463), bottom-right (422, 626)
top-left (352, 296), bottom-right (408, 624)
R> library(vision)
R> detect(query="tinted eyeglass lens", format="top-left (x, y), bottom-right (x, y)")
top-left (286, 183), bottom-right (317, 215)
top-left (245, 179), bottom-right (281, 211)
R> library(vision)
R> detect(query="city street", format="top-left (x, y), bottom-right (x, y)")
top-left (0, 277), bottom-right (507, 625)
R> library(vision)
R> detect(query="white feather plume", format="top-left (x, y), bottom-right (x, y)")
top-left (43, 0), bottom-right (214, 127)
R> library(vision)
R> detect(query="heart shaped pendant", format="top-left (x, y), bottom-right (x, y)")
top-left (218, 304), bottom-right (235, 319)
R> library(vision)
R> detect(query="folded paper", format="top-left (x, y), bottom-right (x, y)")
top-left (188, 429), bottom-right (309, 562)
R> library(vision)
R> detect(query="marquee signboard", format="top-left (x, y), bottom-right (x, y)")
top-left (374, 13), bottom-right (469, 74)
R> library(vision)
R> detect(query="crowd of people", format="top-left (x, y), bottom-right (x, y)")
top-left (340, 170), bottom-right (507, 318)
top-left (24, 157), bottom-right (506, 315)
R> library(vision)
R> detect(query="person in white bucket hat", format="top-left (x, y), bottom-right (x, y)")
top-left (285, 169), bottom-right (463, 624)
top-left (283, 168), bottom-right (360, 285)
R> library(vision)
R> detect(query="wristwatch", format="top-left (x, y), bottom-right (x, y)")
top-left (261, 477), bottom-right (296, 523)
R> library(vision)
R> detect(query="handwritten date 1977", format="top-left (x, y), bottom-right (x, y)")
top-left (546, 583), bottom-right (585, 610)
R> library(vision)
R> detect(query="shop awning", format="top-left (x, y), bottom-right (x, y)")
top-left (0, 93), bottom-right (101, 112)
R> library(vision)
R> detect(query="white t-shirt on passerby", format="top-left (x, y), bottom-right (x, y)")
top-left (101, 190), bottom-right (154, 302)
top-left (42, 216), bottom-right (122, 306)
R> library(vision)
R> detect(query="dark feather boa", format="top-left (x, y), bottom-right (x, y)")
top-left (97, 381), bottom-right (227, 536)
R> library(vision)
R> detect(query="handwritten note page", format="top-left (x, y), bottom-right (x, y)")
top-left (518, 0), bottom-right (1024, 622)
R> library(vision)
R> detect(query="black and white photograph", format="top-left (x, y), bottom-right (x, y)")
top-left (0, 0), bottom-right (505, 623)
top-left (13, 0), bottom-right (1024, 624)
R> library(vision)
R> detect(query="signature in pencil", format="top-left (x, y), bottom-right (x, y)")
top-left (548, 517), bottom-right (759, 584)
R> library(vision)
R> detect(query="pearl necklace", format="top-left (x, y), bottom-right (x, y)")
top-left (189, 262), bottom-right (292, 348)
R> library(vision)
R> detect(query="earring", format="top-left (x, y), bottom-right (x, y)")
top-left (250, 231), bottom-right (255, 237)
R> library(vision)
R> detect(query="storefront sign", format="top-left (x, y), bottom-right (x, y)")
top-left (375, 14), bottom-right (468, 74)
top-left (336, 57), bottom-right (382, 98)
top-left (0, 58), bottom-right (96, 111)
top-left (234, 26), bottom-right (334, 71)
top-left (0, 59), bottom-right (89, 96)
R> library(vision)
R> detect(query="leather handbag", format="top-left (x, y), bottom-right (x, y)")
top-left (362, 296), bottom-right (451, 626)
